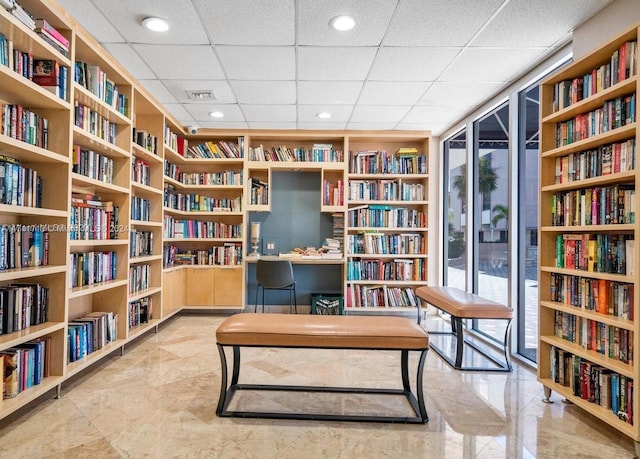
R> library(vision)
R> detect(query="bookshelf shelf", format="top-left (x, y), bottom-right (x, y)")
top-left (132, 143), bottom-right (163, 164)
top-left (68, 279), bottom-right (129, 299)
top-left (0, 65), bottom-right (71, 109)
top-left (130, 220), bottom-right (163, 228)
top-left (129, 286), bottom-right (162, 302)
top-left (64, 339), bottom-right (126, 379)
top-left (0, 265), bottom-right (67, 282)
top-left (538, 24), bottom-right (639, 442)
top-left (71, 173), bottom-right (130, 194)
top-left (0, 134), bottom-right (69, 163)
top-left (0, 322), bottom-right (66, 350)
top-left (72, 127), bottom-right (131, 158)
top-left (131, 181), bottom-right (163, 196)
top-left (0, 375), bottom-right (66, 419)
top-left (130, 254), bottom-right (163, 264)
top-left (0, 204), bottom-right (67, 217)
top-left (69, 239), bottom-right (128, 248)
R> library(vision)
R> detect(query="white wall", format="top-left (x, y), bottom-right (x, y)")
top-left (573, 0), bottom-right (640, 59)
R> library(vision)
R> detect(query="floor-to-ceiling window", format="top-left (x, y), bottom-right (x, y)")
top-left (443, 129), bottom-right (467, 290)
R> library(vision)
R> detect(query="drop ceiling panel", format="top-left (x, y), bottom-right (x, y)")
top-left (347, 122), bottom-right (399, 130)
top-left (242, 105), bottom-right (297, 122)
top-left (418, 81), bottom-right (503, 108)
top-left (55, 0), bottom-right (125, 42)
top-left (92, 0), bottom-right (209, 44)
top-left (402, 105), bottom-right (462, 124)
top-left (359, 81), bottom-right (430, 105)
top-left (298, 122), bottom-right (348, 130)
top-left (368, 47), bottom-right (461, 82)
top-left (102, 43), bottom-right (156, 80)
top-left (198, 121), bottom-right (250, 129)
top-left (248, 122), bottom-right (298, 129)
top-left (472, 0), bottom-right (612, 47)
top-left (137, 80), bottom-right (178, 105)
top-left (216, 47), bottom-right (295, 80)
top-left (298, 0), bottom-right (396, 46)
top-left (195, 0), bottom-right (294, 45)
top-left (297, 81), bottom-right (363, 105)
top-left (231, 81), bottom-right (296, 104)
top-left (184, 104), bottom-right (245, 122)
top-left (298, 105), bottom-right (354, 123)
top-left (162, 80), bottom-right (236, 104)
top-left (384, 0), bottom-right (505, 46)
top-left (132, 44), bottom-right (225, 79)
top-left (440, 47), bottom-right (547, 82)
top-left (350, 106), bottom-right (411, 123)
top-left (163, 103), bottom-right (195, 123)
top-left (298, 47), bottom-right (377, 81)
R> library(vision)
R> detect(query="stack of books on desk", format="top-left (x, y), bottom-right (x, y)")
top-left (321, 238), bottom-right (343, 259)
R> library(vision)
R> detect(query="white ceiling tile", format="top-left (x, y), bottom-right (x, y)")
top-left (347, 122), bottom-right (398, 130)
top-left (195, 0), bottom-right (294, 45)
top-left (395, 122), bottom-right (433, 131)
top-left (242, 105), bottom-right (297, 122)
top-left (56, 0), bottom-right (125, 42)
top-left (231, 81), bottom-right (296, 104)
top-left (385, 0), bottom-right (504, 46)
top-left (350, 106), bottom-right (411, 123)
top-left (137, 80), bottom-right (178, 104)
top-left (163, 104), bottom-right (195, 122)
top-left (472, 0), bottom-right (612, 47)
top-left (369, 47), bottom-right (461, 82)
top-left (298, 81), bottom-right (363, 104)
top-left (92, 0), bottom-right (209, 44)
top-left (298, 105), bottom-right (354, 123)
top-left (248, 122), bottom-right (298, 129)
top-left (133, 45), bottom-right (225, 80)
top-left (418, 81), bottom-right (503, 108)
top-left (162, 80), bottom-right (236, 104)
top-left (359, 82), bottom-right (430, 105)
top-left (198, 121), bottom-right (250, 129)
top-left (102, 43), bottom-right (155, 80)
top-left (298, 122), bottom-right (348, 130)
top-left (402, 105), bottom-right (461, 124)
top-left (298, 47), bottom-right (377, 81)
top-left (184, 104), bottom-right (245, 122)
top-left (216, 47), bottom-right (295, 80)
top-left (440, 48), bottom-right (547, 82)
top-left (298, 0), bottom-right (396, 46)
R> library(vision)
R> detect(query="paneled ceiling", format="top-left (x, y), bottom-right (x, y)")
top-left (56, 0), bottom-right (612, 135)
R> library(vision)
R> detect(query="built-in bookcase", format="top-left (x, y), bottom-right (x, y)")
top-left (538, 24), bottom-right (639, 443)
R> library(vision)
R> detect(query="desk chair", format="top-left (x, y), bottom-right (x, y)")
top-left (255, 259), bottom-right (297, 313)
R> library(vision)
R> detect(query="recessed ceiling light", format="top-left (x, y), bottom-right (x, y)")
top-left (329, 15), bottom-right (355, 31)
top-left (209, 111), bottom-right (224, 118)
top-left (142, 17), bottom-right (170, 32)
top-left (316, 112), bottom-right (332, 119)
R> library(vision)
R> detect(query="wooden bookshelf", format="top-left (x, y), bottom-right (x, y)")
top-left (538, 24), bottom-right (639, 444)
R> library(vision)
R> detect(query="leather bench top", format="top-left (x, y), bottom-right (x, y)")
top-left (216, 313), bottom-right (429, 350)
top-left (415, 286), bottom-right (513, 319)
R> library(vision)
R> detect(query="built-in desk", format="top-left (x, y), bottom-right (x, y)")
top-left (245, 256), bottom-right (344, 265)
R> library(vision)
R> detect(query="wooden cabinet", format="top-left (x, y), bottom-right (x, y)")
top-left (184, 267), bottom-right (243, 307)
top-left (538, 25), bottom-right (638, 442)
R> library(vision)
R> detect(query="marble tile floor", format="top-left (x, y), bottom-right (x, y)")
top-left (0, 313), bottom-right (635, 459)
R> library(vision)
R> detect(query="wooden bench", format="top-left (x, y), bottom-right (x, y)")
top-left (415, 286), bottom-right (513, 372)
top-left (215, 313), bottom-right (430, 423)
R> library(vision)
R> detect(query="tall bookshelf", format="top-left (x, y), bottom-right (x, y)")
top-left (345, 133), bottom-right (430, 316)
top-left (537, 24), bottom-right (639, 445)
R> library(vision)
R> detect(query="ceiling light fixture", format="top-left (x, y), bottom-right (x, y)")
top-left (209, 111), bottom-right (224, 118)
top-left (316, 112), bottom-right (332, 119)
top-left (329, 15), bottom-right (355, 31)
top-left (142, 17), bottom-right (170, 32)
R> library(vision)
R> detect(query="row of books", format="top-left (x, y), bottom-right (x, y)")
top-left (164, 162), bottom-right (243, 186)
top-left (131, 196), bottom-right (151, 222)
top-left (0, 283), bottom-right (49, 335)
top-left (248, 178), bottom-right (268, 205)
top-left (348, 180), bottom-right (425, 202)
top-left (554, 138), bottom-right (636, 184)
top-left (347, 258), bottom-right (427, 282)
top-left (555, 310), bottom-right (633, 366)
top-left (347, 233), bottom-right (425, 255)
top-left (132, 157), bottom-right (151, 186)
top-left (348, 149), bottom-right (427, 175)
top-left (75, 61), bottom-right (128, 116)
top-left (1, 336), bottom-right (51, 399)
top-left (133, 128), bottom-right (158, 155)
top-left (552, 39), bottom-right (637, 112)
top-left (163, 125), bottom-right (187, 155)
top-left (322, 179), bottom-right (344, 206)
top-left (162, 216), bottom-right (242, 239)
top-left (68, 251), bottom-right (117, 289)
top-left (163, 187), bottom-right (242, 212)
top-left (129, 297), bottom-right (152, 329)
top-left (555, 94), bottom-right (636, 148)
top-left (163, 243), bottom-right (242, 267)
top-left (129, 264), bottom-right (150, 294)
top-left (0, 225), bottom-right (47, 271)
top-left (549, 347), bottom-right (632, 424)
top-left (0, 155), bottom-right (43, 208)
top-left (1, 103), bottom-right (49, 149)
top-left (68, 311), bottom-right (118, 363)
top-left (73, 146), bottom-right (115, 184)
top-left (550, 272), bottom-right (633, 320)
top-left (187, 140), bottom-right (242, 159)
top-left (551, 184), bottom-right (635, 226)
top-left (130, 230), bottom-right (154, 258)
top-left (70, 194), bottom-right (119, 241)
top-left (74, 102), bottom-right (118, 145)
top-left (347, 205), bottom-right (426, 228)
top-left (555, 233), bottom-right (634, 275)
top-left (345, 284), bottom-right (419, 309)
top-left (248, 144), bottom-right (343, 163)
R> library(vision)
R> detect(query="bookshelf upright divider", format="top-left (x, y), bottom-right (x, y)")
top-left (537, 24), bottom-right (639, 445)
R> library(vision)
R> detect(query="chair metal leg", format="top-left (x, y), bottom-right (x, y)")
top-left (255, 285), bottom-right (259, 313)
top-left (293, 283), bottom-right (297, 314)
